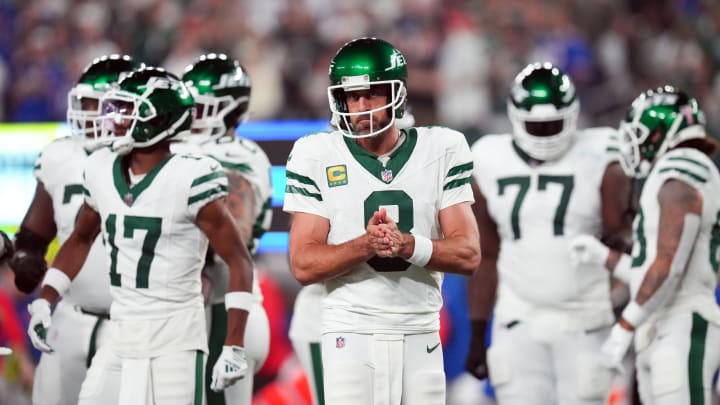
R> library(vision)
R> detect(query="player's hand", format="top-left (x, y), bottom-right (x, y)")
top-left (210, 345), bottom-right (248, 392)
top-left (600, 323), bottom-right (633, 373)
top-left (27, 299), bottom-right (53, 353)
top-left (0, 231), bottom-right (13, 263)
top-left (568, 235), bottom-right (609, 268)
top-left (367, 209), bottom-right (393, 257)
top-left (10, 250), bottom-right (48, 294)
top-left (465, 320), bottom-right (489, 380)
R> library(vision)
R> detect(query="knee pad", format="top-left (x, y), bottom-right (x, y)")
top-left (650, 346), bottom-right (683, 397)
top-left (575, 352), bottom-right (612, 400)
top-left (405, 370), bottom-right (446, 405)
top-left (324, 362), bottom-right (373, 405)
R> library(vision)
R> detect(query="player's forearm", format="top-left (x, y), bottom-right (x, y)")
top-left (468, 259), bottom-right (497, 321)
top-left (225, 308), bottom-right (249, 347)
top-left (290, 235), bottom-right (375, 285)
top-left (397, 233), bottom-right (480, 275)
top-left (225, 254), bottom-right (254, 294)
top-left (39, 235), bottom-right (92, 303)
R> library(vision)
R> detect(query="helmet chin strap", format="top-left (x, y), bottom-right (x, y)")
top-left (111, 137), bottom-right (134, 155)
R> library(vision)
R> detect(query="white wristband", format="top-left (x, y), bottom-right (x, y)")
top-left (408, 234), bottom-right (433, 267)
top-left (621, 301), bottom-right (648, 328)
top-left (612, 253), bottom-right (632, 284)
top-left (225, 292), bottom-right (253, 312)
top-left (41, 267), bottom-right (71, 297)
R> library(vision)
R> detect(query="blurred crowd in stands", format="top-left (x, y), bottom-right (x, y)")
top-left (2, 0), bottom-right (720, 141)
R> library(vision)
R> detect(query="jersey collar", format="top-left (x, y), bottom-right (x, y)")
top-left (343, 128), bottom-right (417, 184)
top-left (112, 154), bottom-right (175, 206)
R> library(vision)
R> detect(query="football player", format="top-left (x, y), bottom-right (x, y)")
top-left (10, 55), bottom-right (140, 405)
top-left (571, 86), bottom-right (720, 404)
top-left (26, 67), bottom-right (254, 404)
top-left (466, 62), bottom-right (633, 404)
top-left (182, 53), bottom-right (271, 405)
top-left (283, 37), bottom-right (480, 405)
top-left (288, 109), bottom-right (416, 405)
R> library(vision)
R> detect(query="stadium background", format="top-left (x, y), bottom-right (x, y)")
top-left (2, 0), bottom-right (720, 404)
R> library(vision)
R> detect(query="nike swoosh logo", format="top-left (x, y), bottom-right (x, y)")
top-left (426, 343), bottom-right (441, 353)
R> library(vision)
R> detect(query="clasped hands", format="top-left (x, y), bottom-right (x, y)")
top-left (366, 208), bottom-right (407, 258)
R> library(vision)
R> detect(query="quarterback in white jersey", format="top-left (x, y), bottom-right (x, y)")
top-left (9, 55), bottom-right (141, 405)
top-left (467, 63), bottom-right (633, 405)
top-left (182, 53), bottom-right (272, 405)
top-left (572, 86), bottom-right (720, 404)
top-left (287, 111), bottom-right (416, 405)
top-left (284, 38), bottom-right (480, 405)
top-left (26, 67), bottom-right (254, 405)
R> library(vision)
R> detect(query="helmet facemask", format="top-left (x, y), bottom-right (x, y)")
top-left (66, 54), bottom-right (141, 152)
top-left (98, 85), bottom-right (192, 155)
top-left (328, 76), bottom-right (406, 139)
top-left (508, 99), bottom-right (579, 161)
top-left (67, 84), bottom-right (107, 151)
top-left (189, 92), bottom-right (249, 144)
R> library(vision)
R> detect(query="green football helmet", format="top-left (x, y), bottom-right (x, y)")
top-left (182, 53), bottom-right (251, 144)
top-left (619, 85), bottom-right (706, 178)
top-left (508, 62), bottom-right (579, 161)
top-left (67, 54), bottom-right (143, 150)
top-left (99, 67), bottom-right (194, 154)
top-left (328, 37), bottom-right (407, 138)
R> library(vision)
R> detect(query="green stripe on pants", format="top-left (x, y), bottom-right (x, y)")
top-left (207, 303), bottom-right (228, 405)
top-left (310, 342), bottom-right (325, 405)
top-left (688, 312), bottom-right (708, 405)
top-left (195, 351), bottom-right (205, 405)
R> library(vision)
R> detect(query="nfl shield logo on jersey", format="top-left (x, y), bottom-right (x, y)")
top-left (123, 193), bottom-right (134, 206)
top-left (381, 169), bottom-right (393, 183)
top-left (336, 336), bottom-right (345, 349)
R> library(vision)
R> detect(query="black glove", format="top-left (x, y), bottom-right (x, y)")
top-left (465, 320), bottom-right (489, 380)
top-left (0, 231), bottom-right (13, 264)
top-left (9, 250), bottom-right (48, 294)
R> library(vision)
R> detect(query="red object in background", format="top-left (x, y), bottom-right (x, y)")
top-left (256, 270), bottom-right (294, 381)
top-left (0, 291), bottom-right (26, 370)
top-left (439, 304), bottom-right (450, 346)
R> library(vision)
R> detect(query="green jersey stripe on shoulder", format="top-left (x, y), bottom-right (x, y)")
top-left (606, 146), bottom-right (619, 153)
top-left (443, 176), bottom-right (472, 191)
top-left (286, 170), bottom-right (320, 191)
top-left (216, 160), bottom-right (252, 173)
top-left (191, 170), bottom-right (226, 187)
top-left (188, 185), bottom-right (228, 205)
top-left (666, 156), bottom-right (710, 171)
top-left (658, 167), bottom-right (707, 183)
top-left (447, 161), bottom-right (473, 177)
top-left (285, 185), bottom-right (323, 201)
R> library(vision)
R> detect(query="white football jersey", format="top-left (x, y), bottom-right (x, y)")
top-left (201, 136), bottom-right (273, 255)
top-left (83, 148), bottom-right (227, 356)
top-left (472, 128), bottom-right (619, 329)
top-left (283, 127), bottom-right (474, 334)
top-left (35, 137), bottom-right (110, 312)
top-left (630, 148), bottom-right (720, 329)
